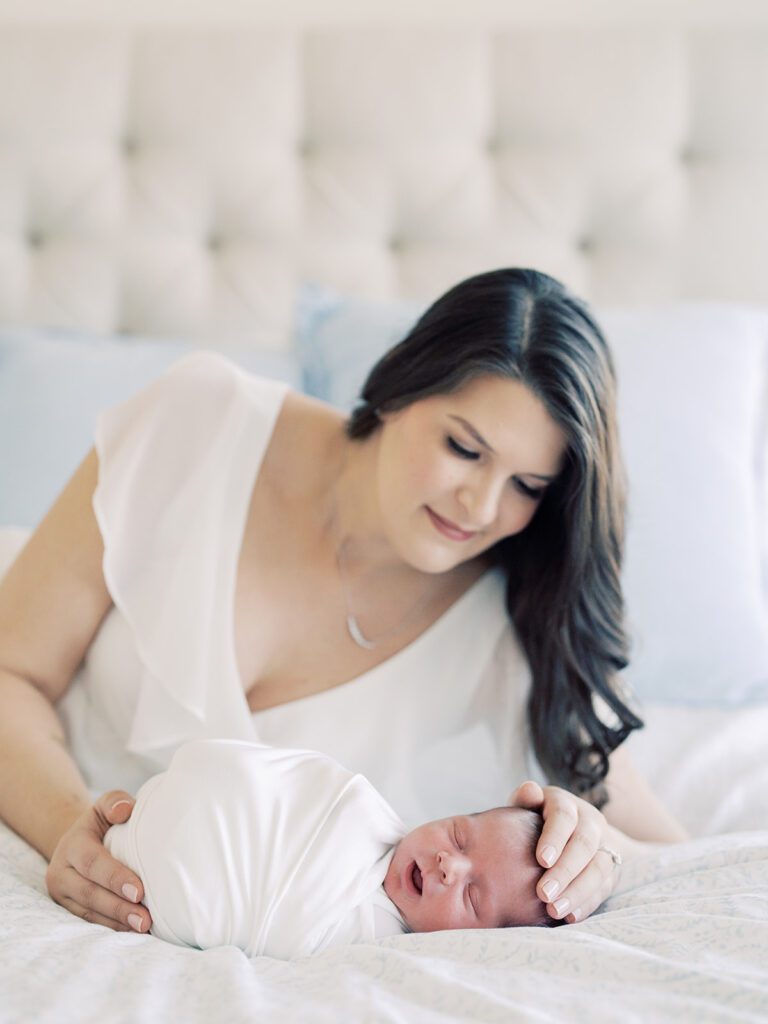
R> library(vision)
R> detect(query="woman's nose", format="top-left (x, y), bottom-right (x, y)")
top-left (458, 476), bottom-right (504, 528)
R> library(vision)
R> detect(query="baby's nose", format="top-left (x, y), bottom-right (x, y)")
top-left (437, 850), bottom-right (469, 885)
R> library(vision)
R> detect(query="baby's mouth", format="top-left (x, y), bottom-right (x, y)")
top-left (411, 862), bottom-right (423, 895)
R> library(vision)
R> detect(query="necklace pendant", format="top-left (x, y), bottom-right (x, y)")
top-left (346, 613), bottom-right (376, 650)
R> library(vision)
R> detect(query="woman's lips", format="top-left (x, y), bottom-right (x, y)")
top-left (426, 507), bottom-right (477, 542)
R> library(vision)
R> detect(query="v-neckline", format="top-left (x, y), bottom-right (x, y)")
top-left (227, 375), bottom-right (505, 718)
top-left (248, 566), bottom-right (504, 719)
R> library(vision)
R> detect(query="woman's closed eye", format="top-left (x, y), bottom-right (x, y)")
top-left (446, 436), bottom-right (546, 501)
top-left (515, 479), bottom-right (545, 500)
top-left (446, 435), bottom-right (478, 460)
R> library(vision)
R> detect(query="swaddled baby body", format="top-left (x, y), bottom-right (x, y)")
top-left (105, 739), bottom-right (551, 960)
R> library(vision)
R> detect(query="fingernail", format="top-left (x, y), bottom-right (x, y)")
top-left (128, 914), bottom-right (144, 932)
top-left (542, 879), bottom-right (559, 900)
top-left (554, 898), bottom-right (570, 917)
top-left (541, 845), bottom-right (556, 867)
top-left (571, 908), bottom-right (582, 922)
top-left (122, 883), bottom-right (139, 903)
top-left (110, 800), bottom-right (132, 813)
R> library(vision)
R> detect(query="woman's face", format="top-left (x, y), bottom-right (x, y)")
top-left (374, 374), bottom-right (567, 574)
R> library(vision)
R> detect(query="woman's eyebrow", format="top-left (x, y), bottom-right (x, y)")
top-left (448, 415), bottom-right (557, 482)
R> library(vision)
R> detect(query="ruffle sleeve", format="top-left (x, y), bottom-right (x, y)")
top-left (92, 351), bottom-right (289, 759)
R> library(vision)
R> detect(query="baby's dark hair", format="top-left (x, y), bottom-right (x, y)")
top-left (498, 807), bottom-right (561, 929)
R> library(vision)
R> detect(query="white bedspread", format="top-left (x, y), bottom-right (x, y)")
top-left (2, 704), bottom-right (768, 1024)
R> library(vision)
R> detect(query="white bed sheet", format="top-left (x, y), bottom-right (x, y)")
top-left (2, 704), bottom-right (768, 1024)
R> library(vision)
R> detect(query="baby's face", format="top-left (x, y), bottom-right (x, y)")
top-left (383, 807), bottom-right (545, 933)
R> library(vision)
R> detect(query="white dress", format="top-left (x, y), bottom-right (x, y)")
top-left (104, 738), bottom-right (407, 959)
top-left (4, 352), bottom-right (541, 828)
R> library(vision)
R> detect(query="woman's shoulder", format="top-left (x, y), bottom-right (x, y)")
top-left (259, 388), bottom-right (347, 499)
top-left (92, 355), bottom-right (297, 578)
top-left (168, 353), bottom-right (345, 470)
top-left (158, 351), bottom-right (291, 411)
top-left (97, 353), bottom-right (295, 471)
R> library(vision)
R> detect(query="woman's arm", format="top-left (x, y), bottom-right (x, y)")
top-left (601, 742), bottom-right (689, 843)
top-left (0, 448), bottom-right (151, 933)
top-left (0, 669), bottom-right (150, 932)
top-left (0, 666), bottom-right (92, 861)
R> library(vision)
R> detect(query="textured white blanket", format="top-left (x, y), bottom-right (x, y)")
top-left (2, 823), bottom-right (766, 1023)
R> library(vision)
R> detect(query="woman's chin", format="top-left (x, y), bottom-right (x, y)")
top-left (398, 534), bottom-right (474, 575)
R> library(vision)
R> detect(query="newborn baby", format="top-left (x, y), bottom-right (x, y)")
top-left (105, 739), bottom-right (551, 960)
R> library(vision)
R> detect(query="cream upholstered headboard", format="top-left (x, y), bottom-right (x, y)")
top-left (1, 2), bottom-right (767, 349)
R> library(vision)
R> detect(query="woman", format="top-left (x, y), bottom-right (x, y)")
top-left (0, 268), bottom-right (687, 939)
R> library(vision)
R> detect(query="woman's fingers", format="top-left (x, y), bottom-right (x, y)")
top-left (47, 837), bottom-right (152, 933)
top-left (78, 793), bottom-right (149, 904)
top-left (93, 789), bottom-right (137, 828)
top-left (54, 866), bottom-right (149, 932)
top-left (508, 780), bottom-right (545, 810)
top-left (533, 789), bottom-right (585, 869)
top-left (65, 836), bottom-right (151, 929)
top-left (536, 811), bottom-right (606, 884)
top-left (60, 901), bottom-right (133, 932)
top-left (536, 815), bottom-right (603, 900)
top-left (45, 864), bottom-right (148, 934)
top-left (45, 794), bottom-right (153, 934)
top-left (509, 780), bottom-right (564, 866)
top-left (544, 850), bottom-right (619, 923)
top-left (512, 783), bottom-right (594, 869)
top-left (511, 782), bottom-right (614, 918)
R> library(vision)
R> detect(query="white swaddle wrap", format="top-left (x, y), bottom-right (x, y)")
top-left (105, 739), bottom-right (407, 959)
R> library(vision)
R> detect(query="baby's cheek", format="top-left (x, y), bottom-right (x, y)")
top-left (419, 895), bottom-right (445, 932)
top-left (424, 893), bottom-right (466, 932)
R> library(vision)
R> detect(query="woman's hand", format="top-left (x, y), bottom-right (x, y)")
top-left (510, 780), bottom-right (621, 924)
top-left (46, 790), bottom-right (152, 934)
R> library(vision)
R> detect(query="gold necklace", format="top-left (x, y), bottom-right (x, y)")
top-left (334, 535), bottom-right (439, 651)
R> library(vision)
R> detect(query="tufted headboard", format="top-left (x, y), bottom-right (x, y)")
top-left (1, 5), bottom-right (768, 348)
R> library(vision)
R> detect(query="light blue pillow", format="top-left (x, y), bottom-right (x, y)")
top-left (297, 283), bottom-right (425, 410)
top-left (0, 328), bottom-right (301, 530)
top-left (295, 283), bottom-right (768, 708)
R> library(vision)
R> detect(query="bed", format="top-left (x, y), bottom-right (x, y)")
top-left (1, 699), bottom-right (767, 1022)
top-left (1, 4), bottom-right (767, 1022)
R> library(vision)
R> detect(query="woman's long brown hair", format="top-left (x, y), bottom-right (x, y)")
top-left (346, 267), bottom-right (642, 805)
